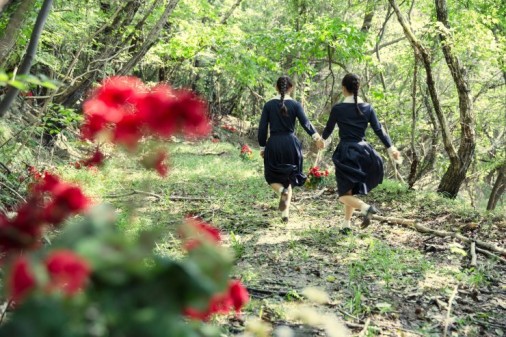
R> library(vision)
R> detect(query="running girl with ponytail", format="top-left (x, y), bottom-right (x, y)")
top-left (258, 75), bottom-right (323, 222)
top-left (317, 73), bottom-right (401, 229)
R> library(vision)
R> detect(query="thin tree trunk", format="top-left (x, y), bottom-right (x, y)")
top-left (0, 0), bottom-right (53, 118)
top-left (360, 0), bottom-right (376, 32)
top-left (487, 163), bottom-right (506, 210)
top-left (0, 0), bottom-right (37, 65)
top-left (0, 0), bottom-right (13, 16)
top-left (117, 0), bottom-right (180, 76)
top-left (413, 90), bottom-right (438, 183)
top-left (220, 0), bottom-right (243, 24)
top-left (408, 52), bottom-right (419, 187)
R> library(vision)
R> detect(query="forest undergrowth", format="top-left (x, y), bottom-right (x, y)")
top-left (44, 137), bottom-right (505, 337)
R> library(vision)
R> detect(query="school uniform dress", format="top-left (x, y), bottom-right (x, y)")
top-left (322, 97), bottom-right (392, 196)
top-left (258, 96), bottom-right (318, 188)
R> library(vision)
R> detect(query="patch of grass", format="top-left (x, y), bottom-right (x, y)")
top-left (346, 238), bottom-right (431, 291)
top-left (229, 231), bottom-right (245, 259)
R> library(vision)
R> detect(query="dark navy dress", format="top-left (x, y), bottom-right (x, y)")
top-left (258, 98), bottom-right (317, 188)
top-left (322, 102), bottom-right (392, 196)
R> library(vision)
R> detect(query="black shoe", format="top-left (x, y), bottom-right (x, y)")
top-left (360, 205), bottom-right (378, 229)
top-left (278, 188), bottom-right (289, 211)
top-left (339, 227), bottom-right (352, 235)
top-left (282, 216), bottom-right (289, 223)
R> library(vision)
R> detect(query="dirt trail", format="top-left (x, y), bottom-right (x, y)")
top-left (221, 187), bottom-right (506, 337)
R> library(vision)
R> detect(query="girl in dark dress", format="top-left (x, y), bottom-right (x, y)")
top-left (318, 73), bottom-right (401, 229)
top-left (258, 76), bottom-right (322, 222)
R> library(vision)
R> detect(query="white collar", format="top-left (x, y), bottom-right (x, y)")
top-left (271, 95), bottom-right (293, 101)
top-left (343, 95), bottom-right (364, 103)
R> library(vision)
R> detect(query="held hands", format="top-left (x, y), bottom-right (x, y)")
top-left (312, 133), bottom-right (325, 150)
top-left (316, 139), bottom-right (325, 150)
top-left (387, 146), bottom-right (403, 165)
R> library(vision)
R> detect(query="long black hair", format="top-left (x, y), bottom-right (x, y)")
top-left (276, 76), bottom-right (293, 117)
top-left (342, 73), bottom-right (363, 116)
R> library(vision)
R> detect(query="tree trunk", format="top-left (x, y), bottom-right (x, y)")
top-left (487, 163), bottom-right (506, 210)
top-left (0, 0), bottom-right (53, 118)
top-left (361, 0), bottom-right (376, 32)
top-left (56, 0), bottom-right (142, 107)
top-left (0, 0), bottom-right (37, 66)
top-left (0, 0), bottom-right (14, 16)
top-left (220, 0), bottom-right (243, 24)
top-left (434, 0), bottom-right (476, 198)
top-left (117, 0), bottom-right (180, 76)
top-left (408, 52), bottom-right (419, 187)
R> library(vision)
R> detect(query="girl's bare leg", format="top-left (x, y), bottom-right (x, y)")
top-left (281, 185), bottom-right (292, 222)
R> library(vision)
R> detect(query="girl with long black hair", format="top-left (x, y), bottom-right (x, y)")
top-left (258, 76), bottom-right (322, 222)
top-left (318, 73), bottom-right (401, 229)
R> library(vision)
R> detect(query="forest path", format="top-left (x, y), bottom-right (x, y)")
top-left (61, 140), bottom-right (506, 337)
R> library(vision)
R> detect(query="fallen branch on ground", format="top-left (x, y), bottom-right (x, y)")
top-left (366, 214), bottom-right (506, 257)
top-left (470, 241), bottom-right (477, 267)
top-left (105, 189), bottom-right (208, 202)
top-left (475, 247), bottom-right (506, 263)
top-left (443, 285), bottom-right (459, 337)
top-left (295, 188), bottom-right (327, 202)
top-left (201, 151), bottom-right (227, 156)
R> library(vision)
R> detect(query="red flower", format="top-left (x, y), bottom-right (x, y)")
top-left (35, 173), bottom-right (61, 194)
top-left (83, 98), bottom-right (125, 124)
top-left (8, 256), bottom-right (36, 302)
top-left (154, 152), bottom-right (168, 177)
top-left (324, 170), bottom-right (329, 177)
top-left (91, 76), bottom-right (144, 109)
top-left (81, 148), bottom-right (105, 167)
top-left (182, 217), bottom-right (221, 250)
top-left (45, 250), bottom-right (90, 295)
top-left (183, 281), bottom-right (249, 321)
top-left (136, 85), bottom-right (176, 137)
top-left (113, 114), bottom-right (143, 150)
top-left (80, 113), bottom-right (108, 140)
top-left (241, 145), bottom-right (252, 154)
top-left (141, 149), bottom-right (169, 177)
top-left (228, 280), bottom-right (249, 313)
top-left (170, 91), bottom-right (210, 137)
top-left (43, 185), bottom-right (89, 225)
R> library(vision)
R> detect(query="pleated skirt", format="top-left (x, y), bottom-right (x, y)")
top-left (333, 141), bottom-right (384, 196)
top-left (263, 133), bottom-right (306, 187)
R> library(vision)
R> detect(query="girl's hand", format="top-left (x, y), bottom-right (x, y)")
top-left (315, 139), bottom-right (325, 150)
top-left (388, 147), bottom-right (402, 164)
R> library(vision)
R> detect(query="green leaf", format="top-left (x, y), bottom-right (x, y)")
top-left (7, 80), bottom-right (28, 90)
top-left (0, 72), bottom-right (8, 82)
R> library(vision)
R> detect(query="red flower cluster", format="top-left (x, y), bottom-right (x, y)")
top-left (8, 250), bottom-right (90, 302)
top-left (141, 149), bottom-right (168, 177)
top-left (72, 148), bottom-right (106, 170)
top-left (0, 173), bottom-right (89, 253)
top-left (184, 280), bottom-right (249, 321)
top-left (240, 144), bottom-right (252, 155)
top-left (221, 124), bottom-right (238, 133)
top-left (180, 218), bottom-right (249, 320)
top-left (308, 166), bottom-right (329, 178)
top-left (82, 77), bottom-right (211, 149)
top-left (180, 217), bottom-right (221, 251)
top-left (27, 165), bottom-right (43, 181)
top-left (240, 144), bottom-right (253, 160)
